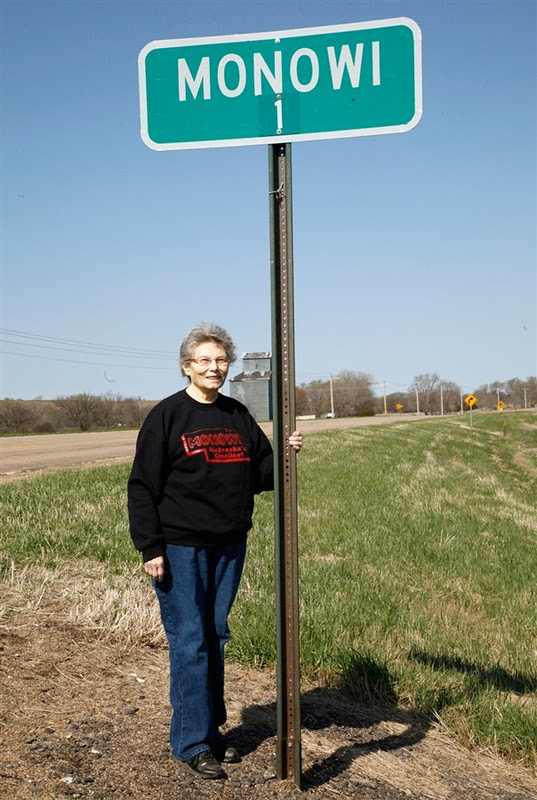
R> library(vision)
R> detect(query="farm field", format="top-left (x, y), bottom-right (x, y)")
top-left (1, 411), bottom-right (536, 799)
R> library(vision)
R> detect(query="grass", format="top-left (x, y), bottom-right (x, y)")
top-left (1, 410), bottom-right (536, 766)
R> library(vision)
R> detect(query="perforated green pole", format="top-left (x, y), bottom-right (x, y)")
top-left (268, 142), bottom-right (301, 788)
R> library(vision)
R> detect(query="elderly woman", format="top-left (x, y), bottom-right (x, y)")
top-left (128, 322), bottom-right (302, 780)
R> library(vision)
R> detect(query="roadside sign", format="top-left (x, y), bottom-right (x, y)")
top-left (498, 401), bottom-right (505, 410)
top-left (136, 18), bottom-right (423, 788)
top-left (138, 18), bottom-right (422, 150)
top-left (465, 394), bottom-right (477, 407)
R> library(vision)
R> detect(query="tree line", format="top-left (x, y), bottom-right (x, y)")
top-left (1, 374), bottom-right (536, 434)
top-left (296, 372), bottom-right (537, 418)
top-left (0, 394), bottom-right (154, 434)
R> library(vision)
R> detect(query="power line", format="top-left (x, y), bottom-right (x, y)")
top-left (0, 338), bottom-right (174, 361)
top-left (1, 350), bottom-right (177, 370)
top-left (2, 330), bottom-right (488, 391)
top-left (0, 328), bottom-right (177, 357)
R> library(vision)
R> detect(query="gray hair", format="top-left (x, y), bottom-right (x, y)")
top-left (179, 322), bottom-right (237, 376)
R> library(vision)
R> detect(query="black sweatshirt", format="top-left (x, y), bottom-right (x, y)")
top-left (127, 389), bottom-right (274, 561)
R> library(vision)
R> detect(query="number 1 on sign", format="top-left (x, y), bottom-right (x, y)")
top-left (275, 97), bottom-right (283, 133)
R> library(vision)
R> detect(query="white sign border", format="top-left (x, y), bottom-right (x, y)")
top-left (138, 17), bottom-right (422, 151)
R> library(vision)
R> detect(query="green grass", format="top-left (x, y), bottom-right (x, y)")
top-left (1, 410), bottom-right (536, 765)
top-left (0, 465), bottom-right (135, 569)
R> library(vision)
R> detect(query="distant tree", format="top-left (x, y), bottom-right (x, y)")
top-left (408, 374), bottom-right (462, 414)
top-left (101, 392), bottom-right (125, 427)
top-left (55, 393), bottom-right (103, 431)
top-left (410, 373), bottom-right (441, 414)
top-left (490, 381), bottom-right (506, 407)
top-left (120, 397), bottom-right (147, 427)
top-left (0, 395), bottom-right (153, 434)
top-left (332, 371), bottom-right (374, 417)
top-left (501, 377), bottom-right (537, 408)
top-left (0, 400), bottom-right (39, 433)
top-left (295, 385), bottom-right (310, 417)
top-left (372, 394), bottom-right (385, 415)
top-left (517, 376), bottom-right (537, 408)
top-left (440, 380), bottom-right (462, 413)
top-left (474, 382), bottom-right (504, 410)
top-left (301, 379), bottom-right (329, 418)
top-left (383, 391), bottom-right (408, 414)
top-left (474, 384), bottom-right (491, 409)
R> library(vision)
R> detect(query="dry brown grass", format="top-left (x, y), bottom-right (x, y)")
top-left (1, 560), bottom-right (536, 799)
top-left (1, 559), bottom-right (165, 647)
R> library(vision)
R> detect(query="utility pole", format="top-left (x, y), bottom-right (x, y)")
top-left (523, 387), bottom-right (528, 409)
top-left (383, 381), bottom-right (388, 415)
top-left (415, 386), bottom-right (420, 416)
top-left (330, 375), bottom-right (335, 418)
top-left (440, 384), bottom-right (444, 416)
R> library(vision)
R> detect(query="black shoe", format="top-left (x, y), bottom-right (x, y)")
top-left (217, 745), bottom-right (241, 764)
top-left (178, 750), bottom-right (226, 780)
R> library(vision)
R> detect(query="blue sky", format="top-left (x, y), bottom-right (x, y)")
top-left (1, 0), bottom-right (535, 401)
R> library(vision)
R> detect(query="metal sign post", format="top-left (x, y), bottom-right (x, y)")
top-left (465, 394), bottom-right (477, 428)
top-left (269, 142), bottom-right (301, 787)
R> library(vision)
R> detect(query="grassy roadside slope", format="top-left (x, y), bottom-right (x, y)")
top-left (1, 411), bottom-right (535, 766)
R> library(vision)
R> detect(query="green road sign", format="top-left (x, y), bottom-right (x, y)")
top-left (138, 18), bottom-right (422, 150)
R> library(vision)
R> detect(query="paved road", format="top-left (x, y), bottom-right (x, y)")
top-left (0, 430), bottom-right (140, 478)
top-left (0, 414), bottom-right (424, 479)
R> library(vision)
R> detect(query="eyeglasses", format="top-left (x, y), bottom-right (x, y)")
top-left (189, 357), bottom-right (230, 369)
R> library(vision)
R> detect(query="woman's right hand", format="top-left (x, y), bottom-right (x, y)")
top-left (144, 555), bottom-right (165, 582)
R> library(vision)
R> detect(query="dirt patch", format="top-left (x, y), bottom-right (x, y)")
top-left (1, 568), bottom-right (535, 800)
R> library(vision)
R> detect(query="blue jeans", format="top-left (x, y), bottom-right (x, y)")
top-left (153, 542), bottom-right (247, 761)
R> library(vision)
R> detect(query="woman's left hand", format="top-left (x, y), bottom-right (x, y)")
top-left (289, 430), bottom-right (303, 452)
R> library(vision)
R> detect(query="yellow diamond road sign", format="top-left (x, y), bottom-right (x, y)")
top-left (465, 394), bottom-right (477, 407)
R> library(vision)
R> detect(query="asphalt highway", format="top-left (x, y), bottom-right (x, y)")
top-left (0, 414), bottom-right (422, 479)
